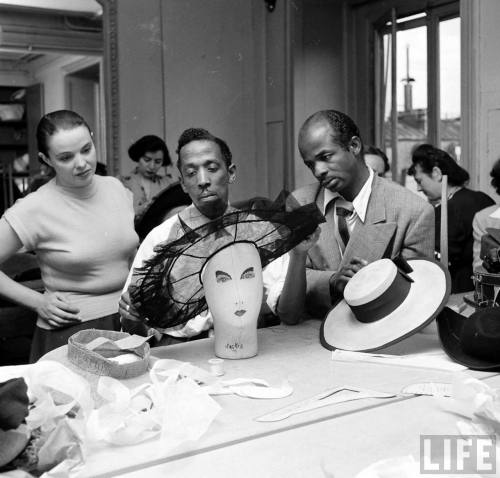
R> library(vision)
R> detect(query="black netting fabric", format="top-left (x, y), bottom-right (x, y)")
top-left (128, 192), bottom-right (325, 329)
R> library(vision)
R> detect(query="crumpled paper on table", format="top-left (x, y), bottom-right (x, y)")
top-left (14, 360), bottom-right (93, 477)
top-left (86, 358), bottom-right (293, 449)
top-left (85, 359), bottom-right (222, 449)
top-left (434, 374), bottom-right (500, 476)
top-left (439, 374), bottom-right (500, 427)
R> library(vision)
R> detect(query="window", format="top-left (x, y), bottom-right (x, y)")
top-left (376, 4), bottom-right (460, 184)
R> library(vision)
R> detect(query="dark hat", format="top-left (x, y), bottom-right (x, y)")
top-left (129, 192), bottom-right (325, 330)
top-left (134, 182), bottom-right (191, 241)
top-left (0, 377), bottom-right (30, 467)
top-left (437, 306), bottom-right (500, 370)
top-left (321, 257), bottom-right (451, 352)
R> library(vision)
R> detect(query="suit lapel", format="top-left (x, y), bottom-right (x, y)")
top-left (311, 186), bottom-right (342, 268)
top-left (342, 176), bottom-right (397, 264)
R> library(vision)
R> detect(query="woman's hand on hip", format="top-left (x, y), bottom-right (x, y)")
top-left (36, 292), bottom-right (81, 328)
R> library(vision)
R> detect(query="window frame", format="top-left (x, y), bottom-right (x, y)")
top-left (374, 2), bottom-right (460, 180)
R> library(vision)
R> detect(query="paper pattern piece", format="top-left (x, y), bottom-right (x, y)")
top-left (85, 334), bottom-right (151, 352)
top-left (401, 382), bottom-right (452, 397)
top-left (331, 349), bottom-right (467, 372)
top-left (150, 359), bottom-right (293, 399)
top-left (255, 386), bottom-right (395, 422)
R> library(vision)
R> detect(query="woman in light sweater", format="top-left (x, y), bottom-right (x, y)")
top-left (0, 110), bottom-right (139, 361)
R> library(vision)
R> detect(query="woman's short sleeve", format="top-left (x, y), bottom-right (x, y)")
top-left (2, 194), bottom-right (41, 250)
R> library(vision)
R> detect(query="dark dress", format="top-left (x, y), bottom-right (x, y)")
top-left (435, 187), bottom-right (495, 293)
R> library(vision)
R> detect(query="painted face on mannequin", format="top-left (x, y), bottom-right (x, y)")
top-left (41, 125), bottom-right (97, 189)
top-left (202, 242), bottom-right (262, 358)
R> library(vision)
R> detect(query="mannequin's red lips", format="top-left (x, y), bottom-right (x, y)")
top-left (234, 309), bottom-right (246, 317)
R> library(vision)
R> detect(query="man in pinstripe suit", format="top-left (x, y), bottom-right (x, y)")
top-left (292, 110), bottom-right (434, 317)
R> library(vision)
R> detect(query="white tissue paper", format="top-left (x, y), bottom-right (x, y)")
top-left (2, 356), bottom-right (295, 474)
top-left (437, 374), bottom-right (500, 475)
top-left (12, 360), bottom-right (92, 477)
top-left (86, 359), bottom-right (222, 449)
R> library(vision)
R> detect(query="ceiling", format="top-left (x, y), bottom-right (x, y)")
top-left (0, 0), bottom-right (101, 16)
top-left (0, 1), bottom-right (102, 68)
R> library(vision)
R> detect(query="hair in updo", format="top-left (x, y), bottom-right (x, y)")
top-left (408, 144), bottom-right (469, 187)
top-left (128, 135), bottom-right (172, 166)
top-left (36, 110), bottom-right (91, 157)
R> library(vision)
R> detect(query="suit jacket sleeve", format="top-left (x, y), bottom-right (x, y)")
top-left (401, 201), bottom-right (435, 259)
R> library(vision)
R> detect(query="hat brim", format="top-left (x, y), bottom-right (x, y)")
top-left (320, 258), bottom-right (451, 352)
top-left (437, 306), bottom-right (500, 370)
top-left (135, 182), bottom-right (191, 240)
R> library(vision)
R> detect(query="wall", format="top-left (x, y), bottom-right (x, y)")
top-left (0, 66), bottom-right (33, 87)
top-left (115, 0), bottom-right (266, 202)
top-left (30, 55), bottom-right (99, 113)
top-left (293, 0), bottom-right (346, 188)
top-left (161, 0), bottom-right (266, 201)
top-left (115, 0), bottom-right (165, 176)
top-left (462, 0), bottom-right (500, 198)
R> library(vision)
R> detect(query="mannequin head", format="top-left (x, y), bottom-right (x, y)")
top-left (202, 242), bottom-right (262, 358)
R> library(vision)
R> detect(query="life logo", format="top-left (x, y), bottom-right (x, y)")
top-left (420, 435), bottom-right (496, 474)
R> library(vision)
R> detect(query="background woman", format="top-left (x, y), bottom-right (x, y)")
top-left (409, 144), bottom-right (494, 292)
top-left (121, 135), bottom-right (178, 217)
top-left (0, 110), bottom-right (138, 361)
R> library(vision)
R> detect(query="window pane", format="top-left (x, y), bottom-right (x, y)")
top-left (383, 26), bottom-right (427, 183)
top-left (439, 17), bottom-right (461, 160)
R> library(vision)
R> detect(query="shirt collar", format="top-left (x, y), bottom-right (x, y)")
top-left (323, 167), bottom-right (374, 222)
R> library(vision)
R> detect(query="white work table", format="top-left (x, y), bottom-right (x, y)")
top-left (41, 319), bottom-right (498, 478)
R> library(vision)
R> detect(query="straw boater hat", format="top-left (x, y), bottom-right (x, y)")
top-left (129, 193), bottom-right (325, 330)
top-left (437, 306), bottom-right (500, 370)
top-left (320, 257), bottom-right (451, 352)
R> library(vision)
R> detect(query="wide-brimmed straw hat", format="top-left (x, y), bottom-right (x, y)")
top-left (320, 257), bottom-right (451, 352)
top-left (129, 192), bottom-right (325, 330)
top-left (437, 306), bottom-right (500, 370)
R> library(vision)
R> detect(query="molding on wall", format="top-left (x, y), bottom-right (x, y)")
top-left (97, 0), bottom-right (120, 177)
top-left (460, 0), bottom-right (479, 188)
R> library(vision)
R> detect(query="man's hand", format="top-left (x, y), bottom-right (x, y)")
top-left (290, 227), bottom-right (321, 257)
top-left (119, 290), bottom-right (149, 336)
top-left (329, 256), bottom-right (368, 298)
top-left (118, 290), bottom-right (141, 322)
top-left (36, 292), bottom-right (81, 329)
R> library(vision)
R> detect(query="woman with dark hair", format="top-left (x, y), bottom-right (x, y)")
top-left (121, 135), bottom-right (178, 216)
top-left (473, 158), bottom-right (500, 270)
top-left (408, 144), bottom-right (494, 292)
top-left (363, 145), bottom-right (390, 177)
top-left (0, 110), bottom-right (139, 361)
